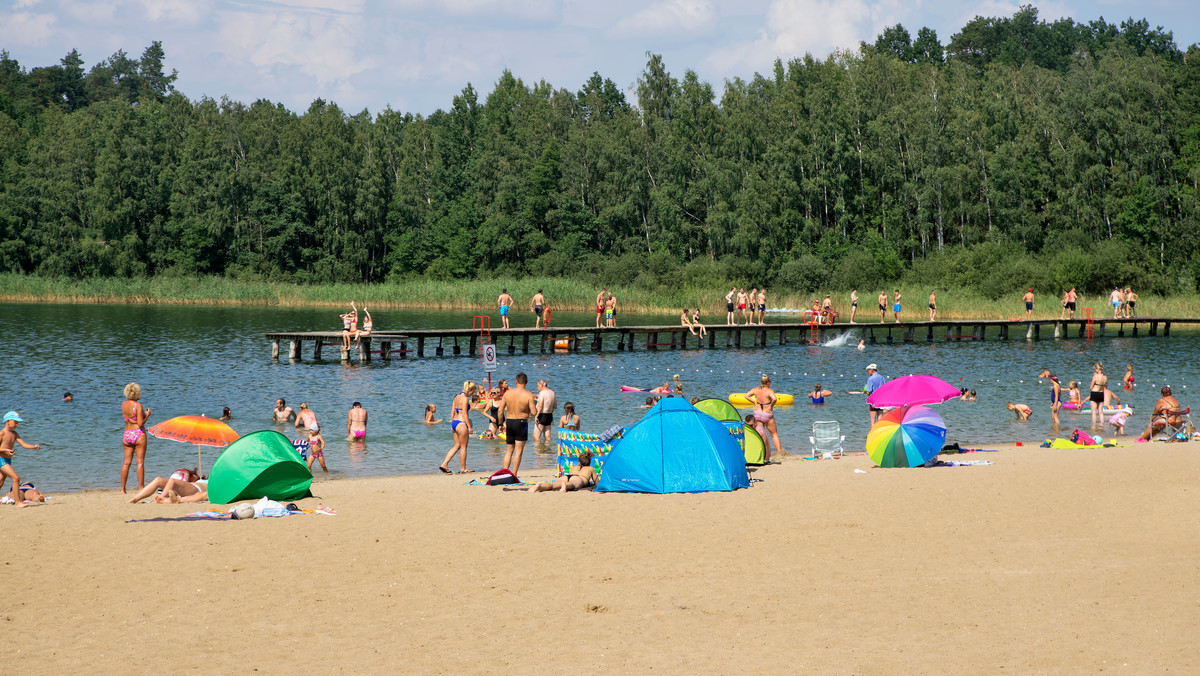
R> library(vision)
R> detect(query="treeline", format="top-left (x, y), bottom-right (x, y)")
top-left (1, 6), bottom-right (1199, 300)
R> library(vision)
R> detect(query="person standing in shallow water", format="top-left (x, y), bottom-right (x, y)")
top-left (347, 402), bottom-right (368, 442)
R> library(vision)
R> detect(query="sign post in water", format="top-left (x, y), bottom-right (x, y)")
top-left (482, 343), bottom-right (497, 372)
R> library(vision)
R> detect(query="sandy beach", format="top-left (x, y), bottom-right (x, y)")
top-left (5, 439), bottom-right (1198, 673)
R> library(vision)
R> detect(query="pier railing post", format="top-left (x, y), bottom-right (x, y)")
top-left (417, 336), bottom-right (425, 357)
top-left (380, 341), bottom-right (391, 361)
top-left (360, 338), bottom-right (371, 363)
top-left (314, 339), bottom-right (323, 360)
top-left (272, 339), bottom-right (280, 361)
top-left (289, 339), bottom-right (301, 361)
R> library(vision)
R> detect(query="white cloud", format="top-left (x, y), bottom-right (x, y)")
top-left (13, 0), bottom-right (44, 8)
top-left (216, 9), bottom-right (375, 87)
top-left (381, 0), bottom-right (559, 21)
top-left (0, 11), bottom-right (57, 46)
top-left (136, 0), bottom-right (213, 24)
top-left (612, 0), bottom-right (717, 37)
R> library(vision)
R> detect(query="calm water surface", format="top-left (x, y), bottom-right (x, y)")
top-left (2, 302), bottom-right (1195, 493)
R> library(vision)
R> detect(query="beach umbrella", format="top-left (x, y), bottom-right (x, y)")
top-left (866, 374), bottom-right (962, 408)
top-left (866, 405), bottom-right (946, 468)
top-left (147, 415), bottom-right (240, 474)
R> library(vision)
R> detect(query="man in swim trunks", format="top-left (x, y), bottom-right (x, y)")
top-left (745, 288), bottom-right (757, 325)
top-left (1124, 287), bottom-right (1137, 318)
top-left (533, 379), bottom-right (558, 443)
top-left (1023, 288), bottom-right (1035, 319)
top-left (878, 291), bottom-right (887, 323)
top-left (1109, 287), bottom-right (1123, 318)
top-left (272, 398), bottom-right (296, 423)
top-left (0, 411), bottom-right (40, 508)
top-left (756, 288), bottom-right (767, 324)
top-left (849, 289), bottom-right (858, 323)
top-left (532, 290), bottom-right (546, 329)
top-left (500, 373), bottom-right (537, 476)
top-left (498, 288), bottom-right (513, 329)
top-left (892, 289), bottom-right (902, 323)
top-left (736, 288), bottom-right (749, 325)
top-left (864, 364), bottom-right (886, 425)
top-left (595, 288), bottom-right (607, 328)
top-left (928, 291), bottom-right (936, 321)
top-left (725, 286), bottom-right (736, 325)
top-left (347, 401), bottom-right (368, 441)
top-left (605, 293), bottom-right (617, 328)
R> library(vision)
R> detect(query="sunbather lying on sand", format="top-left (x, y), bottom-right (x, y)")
top-left (528, 451), bottom-right (598, 493)
top-left (127, 469), bottom-right (208, 504)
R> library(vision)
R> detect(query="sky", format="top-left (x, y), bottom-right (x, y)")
top-left (2, 0), bottom-right (1197, 116)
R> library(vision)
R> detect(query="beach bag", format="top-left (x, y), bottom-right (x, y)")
top-left (486, 468), bottom-right (519, 485)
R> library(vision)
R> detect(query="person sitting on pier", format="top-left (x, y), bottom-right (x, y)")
top-left (340, 303), bottom-right (358, 350)
top-left (1138, 387), bottom-right (1183, 442)
top-left (680, 308), bottom-right (696, 335)
top-left (691, 309), bottom-right (707, 338)
top-left (356, 306), bottom-right (372, 348)
top-left (1007, 402), bottom-right (1032, 421)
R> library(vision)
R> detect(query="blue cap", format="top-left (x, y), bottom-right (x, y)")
top-left (3, 411), bottom-right (23, 422)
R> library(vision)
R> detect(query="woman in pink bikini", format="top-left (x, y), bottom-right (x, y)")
top-left (745, 375), bottom-right (784, 461)
top-left (120, 382), bottom-right (151, 494)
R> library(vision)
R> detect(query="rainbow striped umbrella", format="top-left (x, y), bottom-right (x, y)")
top-left (866, 404), bottom-right (946, 468)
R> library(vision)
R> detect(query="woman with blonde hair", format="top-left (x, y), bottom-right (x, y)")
top-left (120, 382), bottom-right (151, 494)
top-left (745, 375), bottom-right (784, 461)
top-left (1089, 363), bottom-right (1108, 426)
top-left (439, 381), bottom-right (476, 474)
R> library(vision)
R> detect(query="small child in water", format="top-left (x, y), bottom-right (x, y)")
top-left (306, 424), bottom-right (327, 473)
top-left (423, 404), bottom-right (442, 424)
top-left (1123, 364), bottom-right (1134, 390)
top-left (1007, 402), bottom-right (1032, 421)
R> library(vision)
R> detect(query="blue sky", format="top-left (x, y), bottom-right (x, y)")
top-left (2, 0), bottom-right (1197, 116)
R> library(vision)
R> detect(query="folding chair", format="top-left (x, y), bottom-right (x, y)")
top-left (809, 421), bottom-right (845, 458)
top-left (1163, 407), bottom-right (1192, 441)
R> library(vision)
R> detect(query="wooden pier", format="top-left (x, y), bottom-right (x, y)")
top-left (265, 317), bottom-right (1198, 362)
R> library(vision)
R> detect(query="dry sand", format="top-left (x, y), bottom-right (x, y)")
top-left (5, 440), bottom-right (1199, 673)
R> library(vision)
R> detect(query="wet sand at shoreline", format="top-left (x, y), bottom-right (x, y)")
top-left (5, 440), bottom-right (1198, 673)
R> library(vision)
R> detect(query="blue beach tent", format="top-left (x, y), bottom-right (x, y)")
top-left (596, 398), bottom-right (750, 494)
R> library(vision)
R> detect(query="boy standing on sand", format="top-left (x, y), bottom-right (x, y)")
top-left (500, 373), bottom-right (537, 477)
top-left (497, 289), bottom-right (513, 329)
top-left (0, 411), bottom-right (40, 508)
top-left (1023, 288), bottom-right (1035, 319)
top-left (531, 290), bottom-right (545, 328)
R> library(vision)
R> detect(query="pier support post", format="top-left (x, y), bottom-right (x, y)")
top-left (469, 334), bottom-right (477, 357)
top-left (380, 341), bottom-right (391, 361)
top-left (417, 336), bottom-right (425, 357)
top-left (649, 332), bottom-right (658, 350)
top-left (779, 329), bottom-right (786, 345)
top-left (868, 328), bottom-right (876, 344)
top-left (522, 334), bottom-right (530, 353)
top-left (399, 340), bottom-right (407, 359)
top-left (708, 331), bottom-right (715, 349)
top-left (592, 331), bottom-right (602, 350)
top-left (289, 340), bottom-right (300, 361)
top-left (340, 344), bottom-right (349, 362)
top-left (735, 330), bottom-right (742, 347)
top-left (1165, 322), bottom-right (1171, 337)
top-left (314, 340), bottom-right (323, 360)
top-left (618, 332), bottom-right (628, 351)
top-left (272, 339), bottom-right (280, 361)
top-left (1000, 324), bottom-right (1008, 341)
top-left (1133, 323), bottom-right (1139, 337)
top-left (725, 329), bottom-right (732, 348)
top-left (359, 338), bottom-right (371, 364)
top-left (436, 338), bottom-right (444, 356)
top-left (1150, 321), bottom-right (1158, 336)
top-left (926, 326), bottom-right (934, 343)
top-left (452, 339), bottom-right (461, 356)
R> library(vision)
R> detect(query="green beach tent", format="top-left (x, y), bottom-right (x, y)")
top-left (694, 397), bottom-right (740, 422)
top-left (207, 430), bottom-right (313, 504)
top-left (743, 426), bottom-right (766, 465)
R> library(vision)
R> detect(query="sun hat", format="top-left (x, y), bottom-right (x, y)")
top-left (231, 503), bottom-right (256, 520)
top-left (307, 422), bottom-right (319, 432)
top-left (866, 364), bottom-right (877, 371)
top-left (3, 411), bottom-right (23, 422)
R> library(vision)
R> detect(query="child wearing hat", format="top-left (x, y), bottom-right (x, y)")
top-left (0, 411), bottom-right (41, 507)
top-left (306, 423), bottom-right (327, 473)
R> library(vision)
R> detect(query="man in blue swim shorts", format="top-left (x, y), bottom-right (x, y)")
top-left (497, 288), bottom-right (513, 329)
top-left (1023, 288), bottom-right (1035, 319)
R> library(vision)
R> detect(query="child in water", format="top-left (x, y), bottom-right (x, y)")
top-left (1109, 409), bottom-right (1129, 436)
top-left (1123, 364), bottom-right (1134, 390)
top-left (423, 404), bottom-right (442, 424)
top-left (1007, 402), bottom-right (1032, 421)
top-left (306, 424), bottom-right (327, 473)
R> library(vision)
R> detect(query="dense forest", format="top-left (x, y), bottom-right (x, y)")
top-left (1, 6), bottom-right (1199, 300)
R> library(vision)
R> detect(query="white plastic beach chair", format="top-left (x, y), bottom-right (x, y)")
top-left (810, 420), bottom-right (845, 459)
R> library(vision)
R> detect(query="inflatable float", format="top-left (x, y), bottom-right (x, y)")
top-left (728, 393), bottom-right (795, 407)
top-left (620, 385), bottom-right (648, 392)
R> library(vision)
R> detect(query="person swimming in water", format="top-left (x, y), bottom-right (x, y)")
top-left (808, 384), bottom-right (832, 404)
top-left (423, 404), bottom-right (442, 424)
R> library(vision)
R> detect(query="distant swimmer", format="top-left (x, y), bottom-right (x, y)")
top-left (62, 392), bottom-right (73, 402)
top-left (423, 404), bottom-right (442, 425)
top-left (221, 407), bottom-right (232, 420)
top-left (347, 401), bottom-right (368, 441)
top-left (725, 286), bottom-right (737, 325)
top-left (857, 339), bottom-right (865, 350)
top-left (673, 374), bottom-right (683, 394)
top-left (532, 289), bottom-right (546, 329)
top-left (849, 289), bottom-right (858, 323)
top-left (594, 288), bottom-right (607, 328)
top-left (1023, 288), bottom-right (1035, 319)
top-left (498, 288), bottom-right (514, 329)
top-left (649, 382), bottom-right (672, 394)
top-left (808, 384), bottom-right (832, 405)
top-left (273, 398), bottom-right (296, 423)
top-left (1007, 402), bottom-right (1032, 421)
top-left (295, 402), bottom-right (317, 430)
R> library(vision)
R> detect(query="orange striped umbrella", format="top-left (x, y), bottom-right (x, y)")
top-left (148, 415), bottom-right (240, 474)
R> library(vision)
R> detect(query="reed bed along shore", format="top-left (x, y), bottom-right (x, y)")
top-left (2, 273), bottom-right (1197, 320)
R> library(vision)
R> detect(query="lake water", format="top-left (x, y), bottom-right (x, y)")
top-left (2, 302), bottom-right (1194, 493)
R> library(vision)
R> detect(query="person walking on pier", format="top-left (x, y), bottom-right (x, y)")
top-left (878, 291), bottom-right (887, 323)
top-left (498, 289), bottom-right (513, 329)
top-left (347, 402), bottom-right (368, 442)
top-left (1124, 287), bottom-right (1137, 318)
top-left (849, 289), bottom-right (858, 323)
top-left (928, 291), bottom-right (936, 321)
top-left (725, 286), bottom-right (736, 325)
top-left (532, 290), bottom-right (546, 329)
top-left (864, 364), bottom-right (885, 426)
top-left (500, 373), bottom-right (537, 477)
top-left (1023, 288), bottom-right (1035, 319)
top-left (1066, 287), bottom-right (1078, 319)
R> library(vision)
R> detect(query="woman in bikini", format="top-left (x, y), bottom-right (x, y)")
top-left (120, 382), bottom-right (151, 494)
top-left (680, 308), bottom-right (696, 335)
top-left (126, 468), bottom-right (206, 504)
top-left (439, 381), bottom-right (476, 474)
top-left (746, 375), bottom-right (784, 460)
top-left (1049, 375), bottom-right (1062, 426)
top-left (559, 402), bottom-right (580, 430)
top-left (356, 305), bottom-right (372, 347)
top-left (527, 449), bottom-right (598, 492)
top-left (1123, 364), bottom-right (1134, 390)
top-left (691, 309), bottom-right (707, 337)
top-left (1089, 363), bottom-right (1108, 427)
top-left (295, 403), bottom-right (318, 430)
